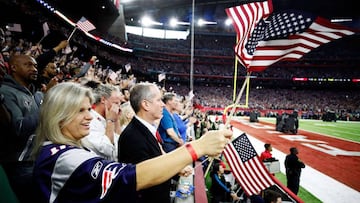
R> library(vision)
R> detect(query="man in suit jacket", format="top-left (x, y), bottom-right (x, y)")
top-left (118, 82), bottom-right (168, 203)
top-left (285, 147), bottom-right (305, 195)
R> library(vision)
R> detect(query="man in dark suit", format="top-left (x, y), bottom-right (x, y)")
top-left (285, 147), bottom-right (305, 195)
top-left (118, 82), bottom-right (168, 203)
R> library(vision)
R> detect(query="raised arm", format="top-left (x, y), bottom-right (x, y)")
top-left (136, 129), bottom-right (232, 190)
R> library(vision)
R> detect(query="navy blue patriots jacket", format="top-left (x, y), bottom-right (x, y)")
top-left (33, 142), bottom-right (137, 203)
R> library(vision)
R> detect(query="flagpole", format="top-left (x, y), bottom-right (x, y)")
top-left (67, 27), bottom-right (77, 41)
top-left (245, 72), bottom-right (250, 107)
top-left (203, 73), bottom-right (250, 178)
top-left (37, 35), bottom-right (46, 45)
top-left (232, 35), bottom-right (239, 103)
top-left (189, 0), bottom-right (195, 94)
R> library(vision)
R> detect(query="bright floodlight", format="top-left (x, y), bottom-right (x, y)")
top-left (170, 18), bottom-right (178, 27)
top-left (141, 16), bottom-right (152, 27)
top-left (225, 18), bottom-right (232, 26)
top-left (141, 16), bottom-right (163, 27)
top-left (197, 18), bottom-right (217, 26)
top-left (198, 19), bottom-right (205, 26)
top-left (121, 0), bottom-right (134, 3)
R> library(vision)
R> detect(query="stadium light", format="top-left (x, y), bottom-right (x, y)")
top-left (197, 18), bottom-right (217, 26)
top-left (169, 18), bottom-right (178, 27)
top-left (225, 18), bottom-right (232, 26)
top-left (141, 16), bottom-right (163, 27)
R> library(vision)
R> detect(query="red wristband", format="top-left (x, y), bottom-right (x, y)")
top-left (185, 143), bottom-right (198, 161)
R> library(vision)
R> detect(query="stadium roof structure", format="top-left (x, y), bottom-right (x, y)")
top-left (122, 0), bottom-right (359, 31)
top-left (45, 0), bottom-right (359, 34)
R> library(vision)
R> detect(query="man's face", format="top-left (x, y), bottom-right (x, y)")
top-left (147, 86), bottom-right (165, 120)
top-left (13, 55), bottom-right (38, 82)
top-left (124, 89), bottom-right (130, 101)
top-left (44, 62), bottom-right (57, 77)
top-left (106, 91), bottom-right (122, 110)
top-left (167, 97), bottom-right (178, 111)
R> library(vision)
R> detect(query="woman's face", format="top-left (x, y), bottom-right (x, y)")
top-left (219, 165), bottom-right (225, 174)
top-left (61, 97), bottom-right (93, 141)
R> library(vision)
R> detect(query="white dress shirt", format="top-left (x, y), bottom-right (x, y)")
top-left (81, 109), bottom-right (118, 160)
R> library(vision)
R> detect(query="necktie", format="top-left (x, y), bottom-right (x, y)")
top-left (156, 130), bottom-right (163, 144)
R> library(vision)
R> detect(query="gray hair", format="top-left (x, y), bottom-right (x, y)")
top-left (129, 82), bottom-right (158, 113)
top-left (31, 82), bottom-right (94, 159)
top-left (92, 83), bottom-right (118, 104)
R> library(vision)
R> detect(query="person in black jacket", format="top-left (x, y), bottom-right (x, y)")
top-left (0, 54), bottom-right (42, 202)
top-left (284, 147), bottom-right (305, 195)
top-left (118, 82), bottom-right (192, 203)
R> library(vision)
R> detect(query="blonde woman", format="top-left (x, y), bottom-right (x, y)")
top-left (31, 82), bottom-right (232, 203)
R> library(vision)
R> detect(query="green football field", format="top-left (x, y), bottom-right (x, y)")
top-left (259, 117), bottom-right (360, 143)
top-left (256, 117), bottom-right (359, 202)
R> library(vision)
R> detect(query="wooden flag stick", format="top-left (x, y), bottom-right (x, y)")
top-left (67, 27), bottom-right (77, 41)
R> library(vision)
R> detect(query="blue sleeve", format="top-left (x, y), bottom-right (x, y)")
top-left (75, 63), bottom-right (92, 78)
top-left (213, 174), bottom-right (231, 193)
top-left (160, 110), bottom-right (173, 130)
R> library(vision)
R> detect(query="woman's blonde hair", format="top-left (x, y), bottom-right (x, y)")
top-left (119, 101), bottom-right (135, 127)
top-left (31, 82), bottom-right (94, 159)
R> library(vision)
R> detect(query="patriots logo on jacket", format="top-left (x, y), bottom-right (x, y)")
top-left (100, 163), bottom-right (125, 199)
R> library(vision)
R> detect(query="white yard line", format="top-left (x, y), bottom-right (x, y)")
top-left (231, 127), bottom-right (360, 203)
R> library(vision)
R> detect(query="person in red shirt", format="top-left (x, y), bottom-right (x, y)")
top-left (260, 143), bottom-right (273, 162)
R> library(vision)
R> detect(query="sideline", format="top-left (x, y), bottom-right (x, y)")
top-left (231, 127), bottom-right (360, 203)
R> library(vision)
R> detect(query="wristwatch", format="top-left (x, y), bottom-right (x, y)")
top-left (106, 119), bottom-right (115, 123)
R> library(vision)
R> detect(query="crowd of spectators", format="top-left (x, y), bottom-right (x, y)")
top-left (0, 0), bottom-right (359, 121)
top-left (0, 1), bottom-right (359, 202)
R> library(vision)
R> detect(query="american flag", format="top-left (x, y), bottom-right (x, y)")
top-left (226, 0), bottom-right (355, 72)
top-left (125, 63), bottom-right (131, 72)
top-left (76, 17), bottom-right (96, 33)
top-left (158, 73), bottom-right (166, 82)
top-left (223, 133), bottom-right (274, 196)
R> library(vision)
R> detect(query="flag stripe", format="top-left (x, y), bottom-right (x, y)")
top-left (226, 0), bottom-right (355, 72)
top-left (76, 17), bottom-right (96, 33)
top-left (223, 133), bottom-right (274, 196)
top-left (226, 0), bottom-right (272, 68)
top-left (246, 18), bottom-right (354, 70)
top-left (224, 144), bottom-right (257, 195)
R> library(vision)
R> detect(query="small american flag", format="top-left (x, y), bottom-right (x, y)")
top-left (125, 63), bottom-right (131, 72)
top-left (158, 73), bottom-right (166, 82)
top-left (223, 133), bottom-right (274, 196)
top-left (76, 17), bottom-right (96, 33)
top-left (226, 0), bottom-right (355, 72)
top-left (7, 23), bottom-right (22, 32)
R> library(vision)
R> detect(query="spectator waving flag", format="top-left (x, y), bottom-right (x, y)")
top-left (76, 17), bottom-right (96, 33)
top-left (223, 133), bottom-right (274, 196)
top-left (225, 0), bottom-right (355, 72)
